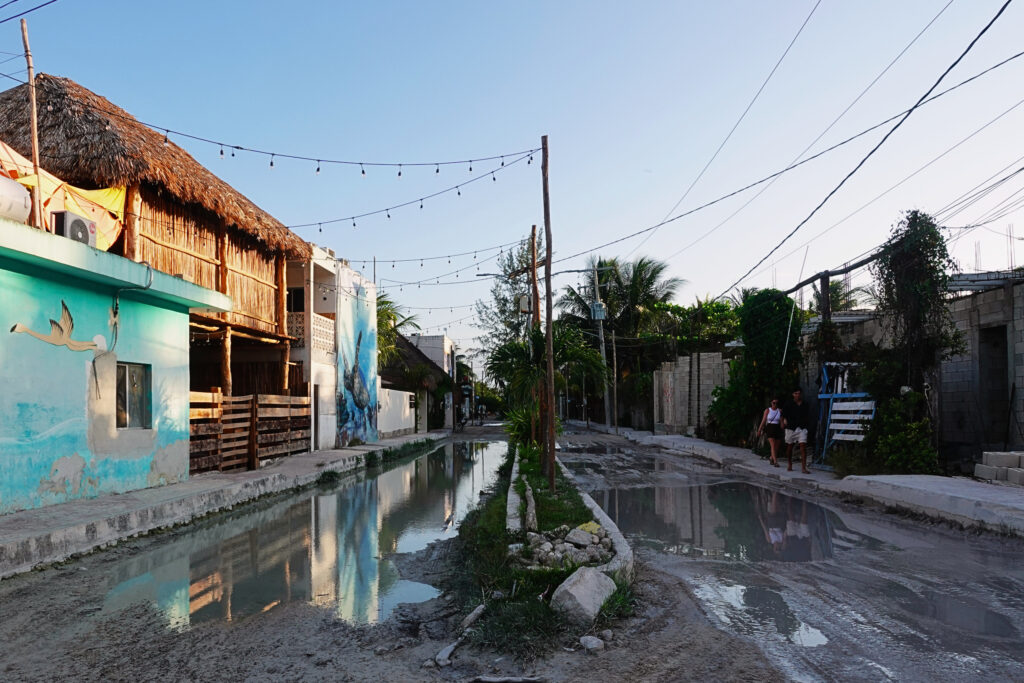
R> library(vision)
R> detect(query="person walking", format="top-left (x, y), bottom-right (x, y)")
top-left (782, 388), bottom-right (811, 474)
top-left (757, 397), bottom-right (783, 467)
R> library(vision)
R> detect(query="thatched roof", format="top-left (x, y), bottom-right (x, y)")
top-left (0, 74), bottom-right (309, 258)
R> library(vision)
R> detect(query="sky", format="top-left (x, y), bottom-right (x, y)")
top-left (2, 0), bottom-right (1023, 355)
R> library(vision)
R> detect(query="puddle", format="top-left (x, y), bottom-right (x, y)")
top-left (882, 581), bottom-right (1018, 639)
top-left (593, 481), bottom-right (835, 563)
top-left (692, 578), bottom-right (829, 647)
top-left (101, 440), bottom-right (505, 629)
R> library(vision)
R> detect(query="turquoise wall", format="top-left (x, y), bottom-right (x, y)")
top-left (337, 267), bottom-right (378, 446)
top-left (0, 259), bottom-right (191, 514)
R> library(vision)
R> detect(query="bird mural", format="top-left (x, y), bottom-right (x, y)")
top-left (10, 300), bottom-right (105, 353)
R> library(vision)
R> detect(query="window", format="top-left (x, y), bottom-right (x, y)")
top-left (116, 362), bottom-right (152, 429)
top-left (286, 287), bottom-right (305, 313)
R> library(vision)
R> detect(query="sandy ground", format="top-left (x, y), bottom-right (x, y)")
top-left (0, 428), bottom-right (781, 682)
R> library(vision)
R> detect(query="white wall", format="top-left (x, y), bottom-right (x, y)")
top-left (378, 383), bottom-right (416, 438)
top-left (311, 361), bottom-right (338, 450)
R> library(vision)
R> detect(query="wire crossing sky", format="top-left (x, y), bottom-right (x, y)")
top-left (3, 1), bottom-right (1024, 348)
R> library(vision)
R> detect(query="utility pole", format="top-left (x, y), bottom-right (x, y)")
top-left (611, 329), bottom-right (618, 435)
top-left (21, 20), bottom-right (43, 231)
top-left (530, 225), bottom-right (539, 447)
top-left (542, 136), bottom-right (557, 491)
top-left (593, 263), bottom-right (611, 428)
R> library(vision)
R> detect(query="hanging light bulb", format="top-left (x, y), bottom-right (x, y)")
top-left (318, 223), bottom-right (322, 233)
top-left (420, 259), bottom-right (424, 268)
top-left (468, 161), bottom-right (473, 172)
top-left (474, 251), bottom-right (477, 260)
top-left (316, 160), bottom-right (321, 175)
top-left (457, 186), bottom-right (461, 197)
top-left (163, 131), bottom-right (169, 147)
top-left (386, 210), bottom-right (391, 219)
top-left (491, 172), bottom-right (496, 182)
top-left (231, 148), bottom-right (236, 157)
top-left (419, 199), bottom-right (423, 209)
top-left (392, 262), bottom-right (395, 268)
top-left (435, 164), bottom-right (440, 174)
top-left (528, 155), bottom-right (533, 165)
top-left (270, 154), bottom-right (275, 169)
top-left (352, 219), bottom-right (357, 228)
top-left (219, 146), bottom-right (225, 159)
top-left (500, 156), bottom-right (505, 167)
top-left (360, 163), bottom-right (366, 176)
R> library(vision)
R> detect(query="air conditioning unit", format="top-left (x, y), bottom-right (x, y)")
top-left (53, 211), bottom-right (97, 248)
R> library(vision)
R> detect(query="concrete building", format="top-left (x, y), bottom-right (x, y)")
top-left (653, 352), bottom-right (730, 435)
top-left (0, 218), bottom-right (229, 514)
top-left (408, 333), bottom-right (457, 429)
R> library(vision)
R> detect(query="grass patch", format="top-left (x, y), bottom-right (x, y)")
top-left (597, 579), bottom-right (637, 625)
top-left (517, 445), bottom-right (591, 531)
top-left (315, 469), bottom-right (342, 487)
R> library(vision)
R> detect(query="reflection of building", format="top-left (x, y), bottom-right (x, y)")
top-left (101, 442), bottom-right (504, 627)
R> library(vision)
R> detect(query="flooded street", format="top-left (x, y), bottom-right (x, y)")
top-left (0, 439), bottom-right (507, 681)
top-left (561, 435), bottom-right (1024, 682)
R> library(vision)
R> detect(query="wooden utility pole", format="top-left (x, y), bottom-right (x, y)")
top-left (530, 226), bottom-right (539, 447)
top-left (20, 20), bottom-right (43, 231)
top-left (542, 136), bottom-right (556, 491)
top-left (611, 329), bottom-right (618, 435)
top-left (819, 272), bottom-right (832, 324)
top-left (593, 263), bottom-right (611, 427)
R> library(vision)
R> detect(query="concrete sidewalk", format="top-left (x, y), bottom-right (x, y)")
top-left (567, 420), bottom-right (1024, 537)
top-left (0, 431), bottom-right (447, 579)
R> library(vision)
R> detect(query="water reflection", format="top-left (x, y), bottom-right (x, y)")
top-left (102, 440), bottom-right (504, 629)
top-left (692, 578), bottom-right (829, 647)
top-left (595, 479), bottom-right (833, 562)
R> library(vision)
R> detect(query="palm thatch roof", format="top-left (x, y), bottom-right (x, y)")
top-left (0, 74), bottom-right (309, 257)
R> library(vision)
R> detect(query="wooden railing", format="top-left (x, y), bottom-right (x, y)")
top-left (189, 391), bottom-right (311, 474)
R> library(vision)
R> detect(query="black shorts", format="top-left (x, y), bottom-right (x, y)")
top-left (765, 423), bottom-right (783, 439)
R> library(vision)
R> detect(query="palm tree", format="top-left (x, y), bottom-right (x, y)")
top-left (727, 286), bottom-right (761, 309)
top-left (809, 281), bottom-right (870, 315)
top-left (376, 293), bottom-right (420, 368)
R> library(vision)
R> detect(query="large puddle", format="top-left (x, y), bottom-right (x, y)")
top-left (101, 440), bottom-right (504, 629)
top-left (593, 479), bottom-right (835, 563)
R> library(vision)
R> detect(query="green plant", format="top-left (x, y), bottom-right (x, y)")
top-left (597, 579), bottom-right (638, 624)
top-left (868, 392), bottom-right (938, 474)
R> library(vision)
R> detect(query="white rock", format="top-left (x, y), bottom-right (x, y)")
top-left (600, 629), bottom-right (613, 641)
top-left (539, 541), bottom-right (553, 553)
top-left (526, 531), bottom-right (545, 547)
top-left (550, 567), bottom-right (617, 625)
top-left (565, 528), bottom-right (596, 548)
top-left (579, 635), bottom-right (605, 651)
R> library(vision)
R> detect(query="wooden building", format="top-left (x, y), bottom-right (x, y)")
top-left (0, 74), bottom-right (311, 397)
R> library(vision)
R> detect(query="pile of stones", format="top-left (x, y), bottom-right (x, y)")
top-left (514, 522), bottom-right (615, 569)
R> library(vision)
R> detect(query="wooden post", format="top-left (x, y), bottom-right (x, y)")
top-left (276, 252), bottom-right (287, 335)
top-left (819, 272), bottom-right (832, 324)
top-left (612, 329), bottom-right (618, 435)
top-left (282, 340), bottom-right (291, 394)
top-left (530, 226), bottom-right (539, 447)
top-left (542, 135), bottom-right (557, 491)
top-left (247, 395), bottom-right (258, 470)
top-left (124, 185), bottom-right (142, 260)
top-left (217, 227), bottom-right (228, 310)
top-left (20, 20), bottom-right (44, 231)
top-left (222, 326), bottom-right (233, 395)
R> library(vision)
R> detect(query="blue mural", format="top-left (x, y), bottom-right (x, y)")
top-left (0, 263), bottom-right (191, 514)
top-left (336, 266), bottom-right (378, 445)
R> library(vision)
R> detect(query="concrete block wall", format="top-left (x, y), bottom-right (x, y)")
top-left (654, 353), bottom-right (728, 434)
top-left (975, 451), bottom-right (1024, 485)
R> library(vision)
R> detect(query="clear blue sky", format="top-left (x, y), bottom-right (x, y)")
top-left (3, 0), bottom-right (1023, 350)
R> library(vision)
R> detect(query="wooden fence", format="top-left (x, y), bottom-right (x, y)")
top-left (189, 391), bottom-right (311, 474)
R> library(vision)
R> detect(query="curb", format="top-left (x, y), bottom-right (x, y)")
top-left (506, 455), bottom-right (522, 533)
top-left (556, 457), bottom-right (635, 582)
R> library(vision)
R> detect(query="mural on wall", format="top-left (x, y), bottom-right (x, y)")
top-left (0, 267), bottom-right (190, 515)
top-left (336, 266), bottom-right (378, 445)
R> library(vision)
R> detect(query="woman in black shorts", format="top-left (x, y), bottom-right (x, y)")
top-left (757, 397), bottom-right (783, 467)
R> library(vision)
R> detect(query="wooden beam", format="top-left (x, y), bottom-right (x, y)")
top-left (222, 326), bottom-right (232, 395)
top-left (139, 230), bottom-right (219, 265)
top-left (125, 184), bottom-right (142, 260)
top-left (282, 340), bottom-right (290, 394)
top-left (276, 252), bottom-right (287, 335)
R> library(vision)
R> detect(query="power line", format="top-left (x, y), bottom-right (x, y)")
top-left (659, 0), bottom-right (956, 263)
top-left (0, 0), bottom-right (58, 25)
top-left (549, 48), bottom-right (1024, 269)
top-left (720, 0), bottom-right (1015, 298)
top-left (629, 0), bottom-right (822, 257)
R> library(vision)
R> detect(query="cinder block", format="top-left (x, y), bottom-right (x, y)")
top-left (975, 463), bottom-right (1001, 480)
top-left (1007, 468), bottom-right (1024, 486)
top-left (983, 451), bottom-right (1024, 468)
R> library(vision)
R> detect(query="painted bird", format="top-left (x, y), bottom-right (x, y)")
top-left (10, 300), bottom-right (101, 352)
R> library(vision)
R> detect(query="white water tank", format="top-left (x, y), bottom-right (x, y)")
top-left (0, 175), bottom-right (31, 224)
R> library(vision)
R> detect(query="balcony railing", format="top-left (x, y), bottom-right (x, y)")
top-left (287, 312), bottom-right (336, 358)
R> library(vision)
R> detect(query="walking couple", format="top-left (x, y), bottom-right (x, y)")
top-left (757, 388), bottom-right (811, 474)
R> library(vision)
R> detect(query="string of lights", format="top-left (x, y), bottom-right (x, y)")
top-left (0, 67), bottom-right (539, 172)
top-left (547, 48), bottom-right (1024, 270)
top-left (290, 152), bottom-right (534, 231)
top-left (348, 238), bottom-right (523, 265)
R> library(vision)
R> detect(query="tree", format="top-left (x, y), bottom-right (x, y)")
top-left (376, 293), bottom-right (419, 368)
top-left (474, 237), bottom-right (541, 354)
top-left (871, 210), bottom-right (962, 391)
top-left (809, 280), bottom-right (869, 314)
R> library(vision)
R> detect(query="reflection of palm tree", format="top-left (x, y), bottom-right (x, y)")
top-left (10, 301), bottom-right (101, 352)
